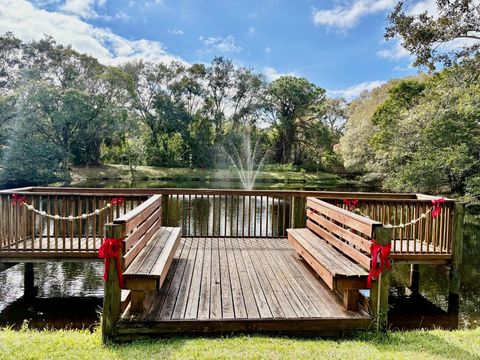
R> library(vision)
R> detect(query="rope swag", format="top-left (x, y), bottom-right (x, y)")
top-left (9, 194), bottom-right (125, 221)
top-left (342, 197), bottom-right (445, 229)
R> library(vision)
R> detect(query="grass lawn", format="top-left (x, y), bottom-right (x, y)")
top-left (1, 327), bottom-right (479, 359)
top-left (71, 164), bottom-right (344, 184)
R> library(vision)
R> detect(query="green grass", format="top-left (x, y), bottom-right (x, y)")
top-left (71, 164), bottom-right (343, 184)
top-left (1, 327), bottom-right (479, 359)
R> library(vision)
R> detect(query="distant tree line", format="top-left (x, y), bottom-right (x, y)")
top-left (0, 32), bottom-right (345, 186)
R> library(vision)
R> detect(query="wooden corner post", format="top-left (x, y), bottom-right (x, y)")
top-left (448, 202), bottom-right (465, 316)
top-left (102, 222), bottom-right (124, 344)
top-left (291, 196), bottom-right (306, 228)
top-left (370, 226), bottom-right (393, 331)
top-left (161, 194), bottom-right (169, 226)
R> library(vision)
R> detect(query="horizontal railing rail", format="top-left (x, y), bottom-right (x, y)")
top-left (0, 187), bottom-right (457, 257)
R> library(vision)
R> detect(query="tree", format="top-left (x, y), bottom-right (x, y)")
top-left (383, 63), bottom-right (480, 193)
top-left (320, 98), bottom-right (347, 143)
top-left (386, 0), bottom-right (480, 70)
top-left (266, 76), bottom-right (325, 163)
top-left (122, 60), bottom-right (193, 166)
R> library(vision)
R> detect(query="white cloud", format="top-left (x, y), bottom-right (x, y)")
top-left (328, 80), bottom-right (386, 100)
top-left (199, 35), bottom-right (242, 53)
top-left (168, 29), bottom-right (184, 35)
top-left (312, 0), bottom-right (395, 30)
top-left (60, 0), bottom-right (106, 19)
top-left (263, 67), bottom-right (297, 82)
top-left (248, 26), bottom-right (255, 35)
top-left (264, 47), bottom-right (271, 53)
top-left (408, 0), bottom-right (437, 16)
top-left (0, 0), bottom-right (184, 66)
top-left (377, 41), bottom-right (412, 60)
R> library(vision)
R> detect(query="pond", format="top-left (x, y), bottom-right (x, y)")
top-left (0, 179), bottom-right (478, 330)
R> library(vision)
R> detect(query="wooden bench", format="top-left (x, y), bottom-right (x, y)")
top-left (114, 195), bottom-right (181, 313)
top-left (287, 197), bottom-right (382, 311)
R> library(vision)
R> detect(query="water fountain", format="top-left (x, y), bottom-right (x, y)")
top-left (223, 134), bottom-right (268, 190)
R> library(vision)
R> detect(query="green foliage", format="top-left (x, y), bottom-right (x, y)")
top-left (267, 76), bottom-right (326, 164)
top-left (341, 59), bottom-right (480, 195)
top-left (1, 129), bottom-right (69, 186)
top-left (340, 80), bottom-right (399, 172)
top-left (370, 79), bottom-right (425, 152)
top-left (464, 176), bottom-right (480, 210)
top-left (386, 0), bottom-right (480, 70)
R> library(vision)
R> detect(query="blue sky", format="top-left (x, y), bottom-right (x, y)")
top-left (0, 0), bottom-right (434, 98)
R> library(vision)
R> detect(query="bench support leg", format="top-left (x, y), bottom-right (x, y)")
top-left (131, 290), bottom-right (145, 313)
top-left (343, 290), bottom-right (359, 311)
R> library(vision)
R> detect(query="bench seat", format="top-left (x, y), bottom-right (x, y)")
top-left (287, 228), bottom-right (368, 291)
top-left (123, 226), bottom-right (181, 312)
top-left (287, 197), bottom-right (381, 311)
top-left (124, 227), bottom-right (181, 290)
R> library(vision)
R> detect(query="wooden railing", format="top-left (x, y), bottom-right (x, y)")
top-left (336, 197), bottom-right (455, 256)
top-left (0, 191), bottom-right (148, 254)
top-left (0, 187), bottom-right (458, 257)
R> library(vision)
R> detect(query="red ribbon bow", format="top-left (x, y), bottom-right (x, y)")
top-left (367, 240), bottom-right (392, 288)
top-left (431, 197), bottom-right (445, 218)
top-left (111, 197), bottom-right (125, 205)
top-left (11, 194), bottom-right (26, 205)
top-left (343, 199), bottom-right (358, 211)
top-left (98, 237), bottom-right (124, 287)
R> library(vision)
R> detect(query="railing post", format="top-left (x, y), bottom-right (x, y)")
top-left (370, 226), bottom-right (393, 331)
top-left (448, 202), bottom-right (465, 316)
top-left (291, 196), bottom-right (306, 228)
top-left (102, 222), bottom-right (124, 344)
top-left (161, 194), bottom-right (169, 226)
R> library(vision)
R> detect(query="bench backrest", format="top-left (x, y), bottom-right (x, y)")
top-left (114, 195), bottom-right (162, 270)
top-left (306, 197), bottom-right (382, 269)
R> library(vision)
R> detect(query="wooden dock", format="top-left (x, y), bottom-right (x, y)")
top-left (0, 187), bottom-right (465, 341)
top-left (117, 237), bottom-right (370, 338)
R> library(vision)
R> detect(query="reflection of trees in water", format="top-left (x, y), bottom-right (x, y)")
top-left (166, 196), bottom-right (290, 237)
top-left (389, 212), bottom-right (480, 327)
top-left (35, 262), bottom-right (103, 298)
top-left (0, 264), bottom-right (25, 311)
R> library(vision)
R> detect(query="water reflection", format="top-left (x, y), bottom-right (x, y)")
top-left (164, 195), bottom-right (290, 237)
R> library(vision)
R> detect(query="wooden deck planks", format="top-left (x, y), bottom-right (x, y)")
top-left (129, 237), bottom-right (370, 326)
top-left (224, 237), bottom-right (248, 319)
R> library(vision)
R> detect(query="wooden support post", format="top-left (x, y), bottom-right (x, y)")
top-left (370, 227), bottom-right (393, 331)
top-left (409, 264), bottom-right (420, 295)
top-left (102, 223), bottom-right (124, 344)
top-left (448, 202), bottom-right (465, 317)
top-left (291, 196), bottom-right (305, 228)
top-left (130, 290), bottom-right (145, 313)
top-left (23, 262), bottom-right (35, 298)
top-left (161, 194), bottom-right (169, 226)
top-left (343, 290), bottom-right (360, 311)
